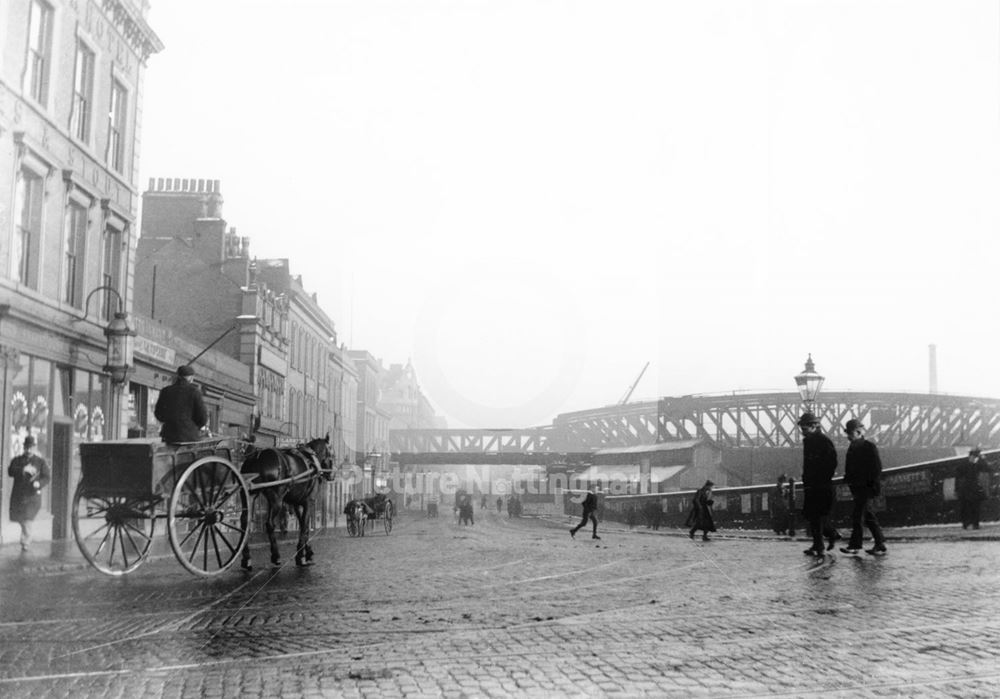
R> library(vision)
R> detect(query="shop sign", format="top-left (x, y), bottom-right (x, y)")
top-left (134, 336), bottom-right (175, 365)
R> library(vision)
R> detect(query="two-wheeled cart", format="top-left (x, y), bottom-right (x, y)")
top-left (73, 438), bottom-right (279, 577)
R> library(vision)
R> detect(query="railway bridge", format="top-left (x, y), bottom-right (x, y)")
top-left (390, 391), bottom-right (1000, 484)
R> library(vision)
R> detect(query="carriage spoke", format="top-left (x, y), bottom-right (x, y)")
top-left (214, 525), bottom-right (239, 556)
top-left (210, 526), bottom-right (226, 569)
top-left (210, 483), bottom-right (242, 510)
top-left (176, 518), bottom-right (204, 549)
top-left (217, 519), bottom-right (244, 534)
top-left (182, 477), bottom-right (208, 509)
top-left (185, 522), bottom-right (208, 565)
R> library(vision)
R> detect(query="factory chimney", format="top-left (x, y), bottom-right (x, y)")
top-left (928, 344), bottom-right (938, 394)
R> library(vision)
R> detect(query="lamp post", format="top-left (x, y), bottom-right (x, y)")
top-left (83, 286), bottom-right (135, 439)
top-left (793, 354), bottom-right (825, 412)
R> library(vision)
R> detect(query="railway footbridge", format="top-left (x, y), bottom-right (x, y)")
top-left (390, 391), bottom-right (1000, 484)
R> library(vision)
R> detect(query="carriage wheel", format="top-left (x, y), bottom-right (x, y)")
top-left (72, 483), bottom-right (157, 576)
top-left (383, 501), bottom-right (394, 535)
top-left (347, 516), bottom-right (359, 537)
top-left (168, 457), bottom-right (250, 576)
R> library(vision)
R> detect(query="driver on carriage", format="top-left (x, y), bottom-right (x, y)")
top-left (154, 365), bottom-right (208, 443)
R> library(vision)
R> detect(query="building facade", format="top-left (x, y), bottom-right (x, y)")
top-left (347, 350), bottom-right (390, 492)
top-left (135, 177), bottom-right (294, 444)
top-left (0, 0), bottom-right (161, 543)
top-left (380, 360), bottom-right (446, 431)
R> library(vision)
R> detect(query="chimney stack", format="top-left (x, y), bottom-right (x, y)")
top-left (929, 344), bottom-right (938, 394)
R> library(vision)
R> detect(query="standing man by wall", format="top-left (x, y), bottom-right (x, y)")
top-left (956, 447), bottom-right (988, 530)
top-left (8, 436), bottom-right (50, 552)
top-left (840, 419), bottom-right (887, 556)
top-left (798, 413), bottom-right (841, 557)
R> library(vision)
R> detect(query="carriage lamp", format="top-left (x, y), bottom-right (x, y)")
top-left (793, 354), bottom-right (824, 409)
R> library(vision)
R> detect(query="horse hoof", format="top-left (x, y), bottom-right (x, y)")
top-left (296, 559), bottom-right (313, 567)
top-left (241, 561), bottom-right (253, 571)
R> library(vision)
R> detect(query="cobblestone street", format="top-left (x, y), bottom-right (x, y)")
top-left (1, 510), bottom-right (998, 698)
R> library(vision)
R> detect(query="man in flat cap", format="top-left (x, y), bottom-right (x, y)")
top-left (798, 412), bottom-right (841, 557)
top-left (154, 365), bottom-right (208, 443)
top-left (840, 418), bottom-right (886, 555)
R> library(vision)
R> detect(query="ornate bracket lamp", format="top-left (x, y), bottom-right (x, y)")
top-left (84, 286), bottom-right (135, 385)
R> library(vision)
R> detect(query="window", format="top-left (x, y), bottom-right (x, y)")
top-left (106, 81), bottom-right (128, 172)
top-left (25, 0), bottom-right (53, 104)
top-left (64, 202), bottom-right (88, 307)
top-left (101, 227), bottom-right (122, 321)
top-left (71, 41), bottom-right (96, 143)
top-left (12, 169), bottom-right (44, 288)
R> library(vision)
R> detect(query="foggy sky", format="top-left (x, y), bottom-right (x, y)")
top-left (140, 1), bottom-right (1000, 428)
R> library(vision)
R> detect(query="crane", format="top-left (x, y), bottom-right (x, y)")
top-left (619, 362), bottom-right (650, 405)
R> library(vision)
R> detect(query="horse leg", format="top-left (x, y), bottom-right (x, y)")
top-left (265, 492), bottom-right (282, 566)
top-left (241, 495), bottom-right (255, 570)
top-left (294, 502), bottom-right (313, 566)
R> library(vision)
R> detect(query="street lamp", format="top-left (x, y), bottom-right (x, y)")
top-left (794, 354), bottom-right (824, 410)
top-left (84, 286), bottom-right (135, 385)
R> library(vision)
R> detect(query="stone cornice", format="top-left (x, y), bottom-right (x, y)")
top-left (101, 0), bottom-right (164, 64)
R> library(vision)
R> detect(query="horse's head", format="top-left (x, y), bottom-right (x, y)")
top-left (305, 434), bottom-right (334, 479)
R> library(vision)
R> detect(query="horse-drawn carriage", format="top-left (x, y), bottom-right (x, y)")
top-left (344, 492), bottom-right (395, 536)
top-left (73, 435), bottom-right (332, 577)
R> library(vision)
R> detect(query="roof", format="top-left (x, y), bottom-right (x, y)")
top-left (572, 464), bottom-right (688, 483)
top-left (593, 439), bottom-right (704, 455)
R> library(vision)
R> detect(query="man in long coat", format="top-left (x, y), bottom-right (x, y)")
top-left (8, 435), bottom-right (50, 551)
top-left (799, 412), bottom-right (840, 557)
top-left (956, 447), bottom-right (989, 530)
top-left (840, 418), bottom-right (887, 555)
top-left (154, 365), bottom-right (208, 443)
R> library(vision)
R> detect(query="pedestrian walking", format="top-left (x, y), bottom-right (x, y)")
top-left (798, 413), bottom-right (841, 557)
top-left (770, 474), bottom-right (790, 535)
top-left (458, 494), bottom-right (474, 525)
top-left (8, 435), bottom-right (50, 552)
top-left (956, 447), bottom-right (989, 530)
top-left (153, 365), bottom-right (208, 443)
top-left (685, 480), bottom-right (717, 541)
top-left (569, 489), bottom-right (601, 539)
top-left (480, 494), bottom-right (488, 510)
top-left (840, 418), bottom-right (887, 556)
top-left (496, 496), bottom-right (503, 513)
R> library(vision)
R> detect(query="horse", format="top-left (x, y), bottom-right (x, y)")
top-left (343, 492), bottom-right (388, 535)
top-left (239, 434), bottom-right (333, 568)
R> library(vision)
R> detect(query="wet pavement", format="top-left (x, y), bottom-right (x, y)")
top-left (1, 511), bottom-right (998, 698)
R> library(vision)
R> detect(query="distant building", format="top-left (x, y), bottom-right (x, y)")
top-left (0, 0), bottom-right (162, 544)
top-left (348, 350), bottom-right (390, 492)
top-left (581, 440), bottom-right (724, 493)
top-left (380, 360), bottom-right (446, 431)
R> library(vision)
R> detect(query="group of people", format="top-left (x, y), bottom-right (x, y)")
top-left (798, 412), bottom-right (885, 557)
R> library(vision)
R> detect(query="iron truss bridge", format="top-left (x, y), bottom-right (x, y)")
top-left (390, 391), bottom-right (1000, 455)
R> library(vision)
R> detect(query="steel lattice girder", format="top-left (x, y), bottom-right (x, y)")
top-left (389, 392), bottom-right (1000, 454)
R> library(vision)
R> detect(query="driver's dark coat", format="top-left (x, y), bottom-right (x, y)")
top-left (154, 379), bottom-right (207, 443)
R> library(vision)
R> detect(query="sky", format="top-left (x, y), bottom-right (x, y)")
top-left (139, 0), bottom-right (1000, 429)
